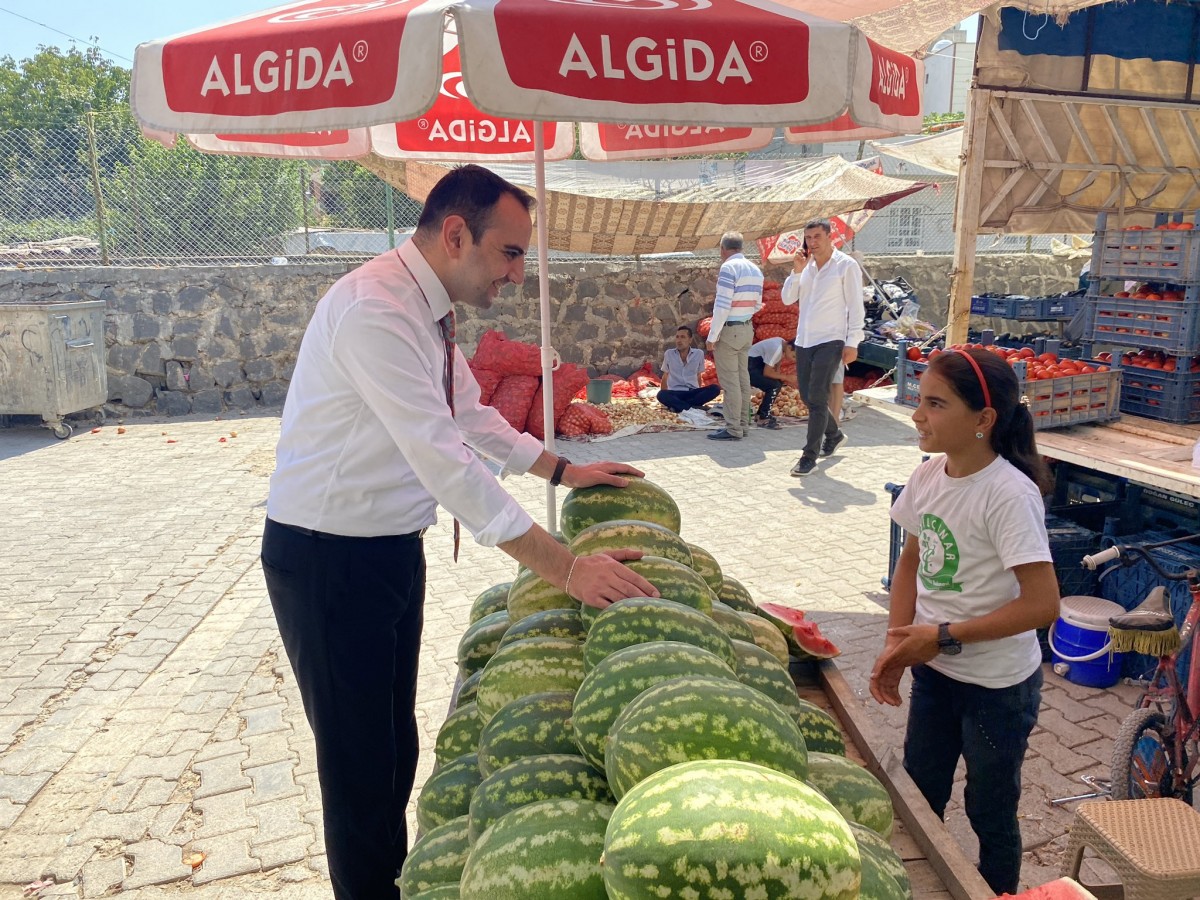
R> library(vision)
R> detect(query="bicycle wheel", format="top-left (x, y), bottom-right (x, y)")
top-left (1111, 707), bottom-right (1184, 801)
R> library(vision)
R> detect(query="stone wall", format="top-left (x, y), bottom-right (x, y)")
top-left (0, 253), bottom-right (1086, 417)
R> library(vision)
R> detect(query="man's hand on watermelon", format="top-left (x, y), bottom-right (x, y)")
top-left (562, 461), bottom-right (646, 489)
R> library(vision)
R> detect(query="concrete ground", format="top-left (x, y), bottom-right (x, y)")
top-left (0, 403), bottom-right (1137, 898)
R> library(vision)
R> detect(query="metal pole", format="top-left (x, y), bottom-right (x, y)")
top-left (85, 112), bottom-right (110, 265)
top-left (385, 182), bottom-right (396, 249)
top-left (301, 168), bottom-right (311, 254)
top-left (534, 128), bottom-right (557, 531)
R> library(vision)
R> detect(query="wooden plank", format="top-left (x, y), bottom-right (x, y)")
top-left (818, 661), bottom-right (996, 900)
top-left (948, 87), bottom-right (991, 346)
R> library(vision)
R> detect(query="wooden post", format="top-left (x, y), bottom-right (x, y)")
top-left (947, 87), bottom-right (992, 345)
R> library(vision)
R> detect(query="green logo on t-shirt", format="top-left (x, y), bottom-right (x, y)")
top-left (917, 513), bottom-right (963, 592)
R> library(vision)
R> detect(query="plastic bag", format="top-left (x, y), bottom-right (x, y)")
top-left (470, 329), bottom-right (542, 377)
top-left (526, 363), bottom-right (590, 440)
top-left (470, 364), bottom-right (503, 405)
top-left (489, 375), bottom-right (539, 431)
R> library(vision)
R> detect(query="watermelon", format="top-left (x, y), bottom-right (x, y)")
top-left (434, 701), bottom-right (484, 766)
top-left (605, 675), bottom-right (809, 798)
top-left (1003, 878), bottom-right (1099, 899)
top-left (685, 542), bottom-right (724, 593)
top-left (398, 815), bottom-right (469, 899)
top-left (601, 759), bottom-right (861, 900)
top-left (459, 798), bottom-right (613, 899)
top-left (858, 848), bottom-right (909, 900)
top-left (416, 753), bottom-right (483, 833)
top-left (455, 669), bottom-right (484, 709)
top-left (469, 582), bottom-right (512, 625)
top-left (581, 557), bottom-right (715, 630)
top-left (559, 476), bottom-right (681, 540)
top-left (806, 751), bottom-right (895, 838)
top-left (718, 575), bottom-right (758, 614)
top-left (709, 599), bottom-right (757, 642)
top-left (792, 697), bottom-right (847, 756)
top-left (738, 611), bottom-right (791, 665)
top-left (729, 639), bottom-right (810, 717)
top-left (506, 569), bottom-right (577, 624)
top-left (583, 597), bottom-right (735, 672)
top-left (851, 822), bottom-right (911, 898)
top-left (498, 607), bottom-right (585, 648)
top-left (475, 637), bottom-right (585, 724)
top-left (477, 690), bottom-right (579, 776)
top-left (571, 640), bottom-right (738, 771)
top-left (758, 602), bottom-right (842, 659)
top-left (468, 753), bottom-right (612, 843)
top-left (407, 885), bottom-right (461, 900)
top-left (457, 610), bottom-right (511, 678)
top-left (569, 519), bottom-right (692, 568)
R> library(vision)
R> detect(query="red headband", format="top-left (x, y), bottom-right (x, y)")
top-left (952, 349), bottom-right (992, 409)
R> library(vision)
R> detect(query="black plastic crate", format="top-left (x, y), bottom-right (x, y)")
top-left (1045, 513), bottom-right (1103, 598)
top-left (1051, 460), bottom-right (1128, 506)
top-left (1132, 484), bottom-right (1200, 533)
top-left (1119, 366), bottom-right (1200, 424)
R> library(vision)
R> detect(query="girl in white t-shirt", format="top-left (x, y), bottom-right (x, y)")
top-left (869, 347), bottom-right (1059, 895)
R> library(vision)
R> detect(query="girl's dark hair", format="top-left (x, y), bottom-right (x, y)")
top-left (927, 348), bottom-right (1053, 494)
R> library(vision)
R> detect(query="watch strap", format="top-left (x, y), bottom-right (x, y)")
top-left (550, 456), bottom-right (571, 487)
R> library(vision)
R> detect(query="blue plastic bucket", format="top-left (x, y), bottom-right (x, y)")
top-left (1049, 595), bottom-right (1126, 689)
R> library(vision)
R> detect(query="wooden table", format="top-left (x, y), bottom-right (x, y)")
top-left (855, 386), bottom-right (1200, 500)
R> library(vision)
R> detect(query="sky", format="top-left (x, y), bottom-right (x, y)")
top-left (0, 1), bottom-right (981, 67)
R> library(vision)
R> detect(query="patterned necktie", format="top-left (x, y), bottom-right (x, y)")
top-left (439, 310), bottom-right (461, 562)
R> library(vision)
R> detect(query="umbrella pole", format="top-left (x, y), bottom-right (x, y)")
top-left (534, 130), bottom-right (557, 531)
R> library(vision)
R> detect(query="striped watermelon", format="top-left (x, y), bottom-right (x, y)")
top-left (685, 542), bottom-right (724, 593)
top-left (729, 638), bottom-right (811, 721)
top-left (578, 556), bottom-right (715, 633)
top-left (738, 610), bottom-right (791, 664)
top-left (569, 519), bottom-right (693, 568)
top-left (709, 599), bottom-right (757, 642)
top-left (469, 582), bottom-right (512, 625)
top-left (457, 610), bottom-right (511, 678)
top-left (459, 798), bottom-right (613, 899)
top-left (398, 814), bottom-right (469, 899)
top-left (851, 822), bottom-right (912, 898)
top-left (601, 759), bottom-right (862, 900)
top-left (434, 701), bottom-right (483, 766)
top-left (416, 753), bottom-right (483, 833)
top-left (506, 569), bottom-right (578, 624)
top-left (806, 751), bottom-right (895, 838)
top-left (455, 669), bottom-right (484, 709)
top-left (857, 845), bottom-right (908, 900)
top-left (605, 675), bottom-right (809, 798)
top-left (468, 753), bottom-right (613, 843)
top-left (583, 597), bottom-right (735, 672)
top-left (793, 697), bottom-right (848, 756)
top-left (718, 575), bottom-right (758, 614)
top-left (407, 885), bottom-right (460, 899)
top-left (571, 640), bottom-right (738, 771)
top-left (476, 637), bottom-right (585, 724)
top-left (498, 607), bottom-right (585, 648)
top-left (477, 690), bottom-right (579, 776)
top-left (559, 476), bottom-right (681, 540)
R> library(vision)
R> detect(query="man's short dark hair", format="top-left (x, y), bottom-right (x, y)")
top-left (804, 220), bottom-right (832, 235)
top-left (416, 164), bottom-right (535, 239)
top-left (677, 325), bottom-right (694, 338)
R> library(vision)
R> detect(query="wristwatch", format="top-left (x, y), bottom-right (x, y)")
top-left (937, 622), bottom-right (962, 656)
top-left (550, 456), bottom-right (571, 487)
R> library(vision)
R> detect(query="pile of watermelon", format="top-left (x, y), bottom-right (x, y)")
top-left (401, 477), bottom-right (911, 900)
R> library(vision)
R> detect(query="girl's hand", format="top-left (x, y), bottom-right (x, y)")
top-left (882, 624), bottom-right (941, 669)
top-left (868, 633), bottom-right (906, 706)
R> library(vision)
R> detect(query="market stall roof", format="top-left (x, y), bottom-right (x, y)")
top-left (868, 129), bottom-right (964, 177)
top-left (359, 155), bottom-right (929, 256)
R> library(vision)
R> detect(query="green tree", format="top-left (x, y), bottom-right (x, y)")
top-left (317, 161), bottom-right (420, 230)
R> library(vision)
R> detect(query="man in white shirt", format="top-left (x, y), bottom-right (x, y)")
top-left (782, 220), bottom-right (866, 476)
top-left (657, 324), bottom-right (720, 413)
top-left (747, 336), bottom-right (796, 427)
top-left (705, 232), bottom-right (764, 441)
top-left (261, 166), bottom-right (657, 900)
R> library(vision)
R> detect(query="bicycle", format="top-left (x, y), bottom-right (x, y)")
top-left (1082, 533), bottom-right (1200, 803)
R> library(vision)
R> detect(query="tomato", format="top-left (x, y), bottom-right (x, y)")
top-left (906, 347), bottom-right (923, 361)
top-left (1037, 353), bottom-right (1058, 365)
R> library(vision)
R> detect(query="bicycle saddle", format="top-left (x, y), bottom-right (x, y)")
top-left (1108, 587), bottom-right (1174, 633)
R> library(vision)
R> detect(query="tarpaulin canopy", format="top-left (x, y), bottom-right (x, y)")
top-left (869, 128), bottom-right (964, 177)
top-left (359, 155), bottom-right (930, 255)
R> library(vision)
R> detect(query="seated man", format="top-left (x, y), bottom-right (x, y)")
top-left (657, 325), bottom-right (720, 413)
top-left (748, 336), bottom-right (795, 427)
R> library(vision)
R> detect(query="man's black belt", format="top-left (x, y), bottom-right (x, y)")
top-left (271, 519), bottom-right (425, 542)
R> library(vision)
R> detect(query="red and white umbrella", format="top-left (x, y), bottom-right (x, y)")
top-left (132, 0), bottom-right (922, 523)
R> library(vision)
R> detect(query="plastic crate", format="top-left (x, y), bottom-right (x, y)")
top-left (1051, 460), bottom-right (1128, 506)
top-left (970, 295), bottom-right (991, 315)
top-left (1091, 213), bottom-right (1200, 282)
top-left (894, 345), bottom-right (1121, 429)
top-left (883, 482), bottom-right (905, 590)
top-left (1131, 484), bottom-right (1200, 533)
top-left (1045, 296), bottom-right (1081, 319)
top-left (1084, 288), bottom-right (1200, 354)
top-left (1119, 365), bottom-right (1200, 423)
top-left (1046, 514), bottom-right (1103, 598)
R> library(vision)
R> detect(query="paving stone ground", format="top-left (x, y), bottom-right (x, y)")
top-left (0, 405), bottom-right (1145, 897)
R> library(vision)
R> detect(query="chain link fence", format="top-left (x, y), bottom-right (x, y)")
top-left (0, 112), bottom-right (1080, 268)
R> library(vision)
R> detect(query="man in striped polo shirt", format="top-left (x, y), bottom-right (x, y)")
top-left (705, 232), bottom-right (764, 441)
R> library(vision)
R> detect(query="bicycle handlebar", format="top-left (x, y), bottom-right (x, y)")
top-left (1081, 546), bottom-right (1121, 571)
top-left (1080, 533), bottom-right (1200, 581)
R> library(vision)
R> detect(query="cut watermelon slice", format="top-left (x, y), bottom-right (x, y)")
top-left (756, 604), bottom-right (840, 660)
top-left (996, 877), bottom-right (1098, 899)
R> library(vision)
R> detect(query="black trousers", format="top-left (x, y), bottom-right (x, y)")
top-left (656, 383), bottom-right (720, 413)
top-left (795, 340), bottom-right (844, 462)
top-left (261, 518), bottom-right (426, 900)
top-left (748, 358), bottom-right (783, 418)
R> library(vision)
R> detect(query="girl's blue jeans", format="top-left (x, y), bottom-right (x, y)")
top-left (903, 663), bottom-right (1042, 895)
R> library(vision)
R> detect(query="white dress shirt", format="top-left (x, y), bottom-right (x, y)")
top-left (267, 241), bottom-right (543, 545)
top-left (781, 249), bottom-right (866, 349)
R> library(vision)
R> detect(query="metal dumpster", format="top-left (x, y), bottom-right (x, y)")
top-left (0, 297), bottom-right (107, 439)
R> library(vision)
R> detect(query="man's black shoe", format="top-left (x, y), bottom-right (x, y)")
top-left (707, 429), bottom-right (741, 441)
top-left (821, 431), bottom-right (847, 457)
top-left (791, 457), bottom-right (817, 476)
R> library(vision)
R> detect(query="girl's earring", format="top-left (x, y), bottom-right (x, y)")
top-left (975, 431), bottom-right (985, 439)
